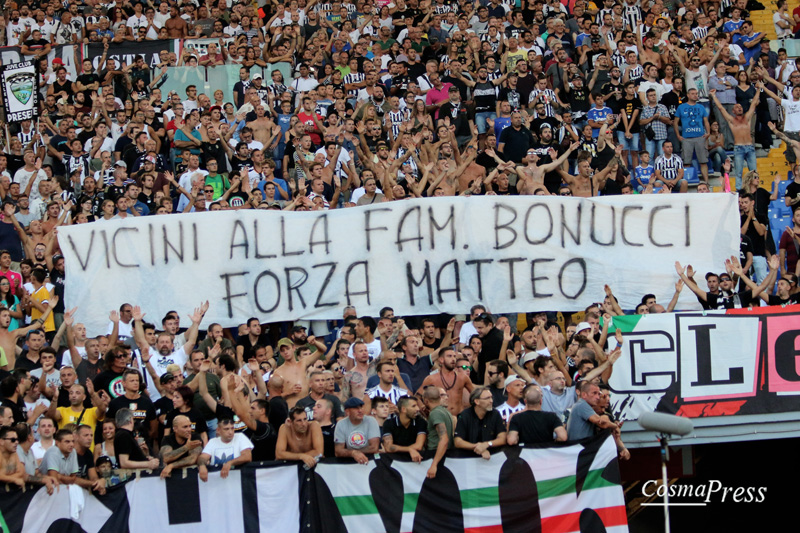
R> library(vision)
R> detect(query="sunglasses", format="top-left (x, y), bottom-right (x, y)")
top-left (487, 371), bottom-right (499, 377)
top-left (2, 438), bottom-right (18, 442)
top-left (460, 365), bottom-right (471, 370)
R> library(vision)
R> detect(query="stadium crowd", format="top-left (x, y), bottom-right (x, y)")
top-left (1, 0), bottom-right (800, 497)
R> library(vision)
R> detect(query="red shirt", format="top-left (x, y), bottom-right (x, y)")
top-left (297, 112), bottom-right (323, 145)
top-left (0, 269), bottom-right (22, 296)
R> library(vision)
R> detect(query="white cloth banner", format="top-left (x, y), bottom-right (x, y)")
top-left (59, 195), bottom-right (740, 334)
top-left (1, 60), bottom-right (37, 122)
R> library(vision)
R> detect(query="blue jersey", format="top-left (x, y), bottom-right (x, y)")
top-left (634, 165), bottom-right (654, 186)
top-left (586, 106), bottom-right (613, 137)
top-left (676, 102), bottom-right (708, 138)
top-left (494, 116), bottom-right (512, 142)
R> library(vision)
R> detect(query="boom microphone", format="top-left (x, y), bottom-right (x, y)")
top-left (638, 412), bottom-right (694, 436)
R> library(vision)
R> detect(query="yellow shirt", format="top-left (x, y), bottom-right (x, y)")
top-left (30, 285), bottom-right (55, 333)
top-left (56, 406), bottom-right (102, 451)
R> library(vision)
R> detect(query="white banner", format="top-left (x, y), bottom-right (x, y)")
top-left (59, 195), bottom-right (740, 335)
top-left (1, 61), bottom-right (37, 122)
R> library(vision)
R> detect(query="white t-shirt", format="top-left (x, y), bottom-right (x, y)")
top-left (138, 346), bottom-right (188, 401)
top-left (126, 14), bottom-right (148, 32)
top-left (350, 186), bottom-right (383, 204)
top-left (459, 321), bottom-right (478, 345)
top-left (347, 338), bottom-right (382, 361)
top-left (774, 12), bottom-right (792, 38)
top-left (107, 319), bottom-right (133, 338)
top-left (783, 98), bottom-right (800, 132)
top-left (31, 440), bottom-right (54, 463)
top-left (201, 433), bottom-right (254, 466)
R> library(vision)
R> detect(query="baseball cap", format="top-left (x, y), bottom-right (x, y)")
top-left (290, 325), bottom-right (306, 333)
top-left (575, 322), bottom-right (591, 334)
top-left (114, 161), bottom-right (127, 168)
top-left (503, 374), bottom-right (525, 391)
top-left (344, 397), bottom-right (365, 409)
top-left (252, 73), bottom-right (263, 79)
top-left (277, 338), bottom-right (293, 350)
top-left (160, 373), bottom-right (176, 384)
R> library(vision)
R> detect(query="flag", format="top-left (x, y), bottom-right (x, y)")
top-left (314, 434), bottom-right (628, 533)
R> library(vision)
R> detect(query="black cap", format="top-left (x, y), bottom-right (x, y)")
top-left (160, 373), bottom-right (176, 385)
top-left (290, 325), bottom-right (307, 333)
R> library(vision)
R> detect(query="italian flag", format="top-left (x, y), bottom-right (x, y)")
top-left (315, 434), bottom-right (628, 533)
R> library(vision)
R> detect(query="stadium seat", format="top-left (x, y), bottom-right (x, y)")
top-left (684, 166), bottom-right (698, 185)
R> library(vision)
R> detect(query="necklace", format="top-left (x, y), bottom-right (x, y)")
top-left (440, 369), bottom-right (456, 391)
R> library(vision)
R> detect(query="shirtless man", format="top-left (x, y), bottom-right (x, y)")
top-left (709, 87), bottom-right (760, 186)
top-left (418, 347), bottom-right (474, 416)
top-left (246, 105), bottom-right (280, 148)
top-left (561, 148), bottom-right (621, 197)
top-left (0, 301), bottom-right (55, 368)
top-left (272, 346), bottom-right (318, 408)
top-left (512, 141), bottom-right (580, 195)
top-left (164, 5), bottom-right (188, 38)
top-left (0, 427), bottom-right (25, 488)
top-left (275, 406), bottom-right (324, 469)
top-left (342, 342), bottom-right (371, 401)
top-left (426, 150), bottom-right (477, 197)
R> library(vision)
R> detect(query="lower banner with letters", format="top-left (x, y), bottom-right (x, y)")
top-left (0, 435), bottom-right (626, 533)
top-left (58, 195), bottom-right (739, 335)
top-left (608, 305), bottom-right (800, 421)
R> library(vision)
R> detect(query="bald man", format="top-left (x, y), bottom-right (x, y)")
top-left (159, 414), bottom-right (203, 478)
top-left (507, 386), bottom-right (566, 444)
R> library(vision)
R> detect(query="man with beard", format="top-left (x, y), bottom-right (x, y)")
top-left (276, 407), bottom-right (324, 468)
top-left (497, 375), bottom-right (526, 424)
top-left (541, 370), bottom-right (576, 418)
top-left (454, 387), bottom-right (507, 459)
top-left (132, 303), bottom-right (206, 401)
top-left (288, 325), bottom-right (327, 356)
top-left (418, 347), bottom-right (474, 415)
top-left (566, 381), bottom-right (618, 440)
top-left (381, 396), bottom-right (426, 462)
top-left (236, 317), bottom-right (269, 365)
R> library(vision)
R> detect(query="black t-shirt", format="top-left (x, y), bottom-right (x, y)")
top-left (93, 370), bottom-right (124, 400)
top-left (107, 394), bottom-right (156, 435)
top-left (767, 293), bottom-right (800, 306)
top-left (248, 419), bottom-right (276, 462)
top-left (160, 431), bottom-right (201, 462)
top-left (741, 212), bottom-right (768, 256)
top-left (269, 396), bottom-right (289, 432)
top-left (114, 427), bottom-right (147, 465)
top-left (508, 410), bottom-right (563, 444)
top-left (215, 404), bottom-right (249, 433)
top-left (785, 182), bottom-right (800, 212)
top-left (236, 334), bottom-right (270, 362)
top-left (154, 397), bottom-right (174, 422)
top-left (164, 408), bottom-right (208, 436)
top-left (617, 96), bottom-right (642, 134)
top-left (76, 448), bottom-right (95, 479)
top-left (0, 398), bottom-right (25, 424)
top-left (454, 407), bottom-right (506, 443)
top-left (381, 414), bottom-right (426, 447)
top-left (296, 394), bottom-right (344, 421)
top-left (706, 289), bottom-right (755, 310)
top-left (14, 355), bottom-right (41, 371)
top-left (57, 386), bottom-right (92, 408)
top-left (320, 422), bottom-right (336, 458)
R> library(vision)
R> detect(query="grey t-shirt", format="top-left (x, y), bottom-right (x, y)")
top-left (542, 386), bottom-right (576, 420)
top-left (566, 399), bottom-right (596, 441)
top-left (39, 446), bottom-right (79, 476)
top-left (334, 416), bottom-right (380, 450)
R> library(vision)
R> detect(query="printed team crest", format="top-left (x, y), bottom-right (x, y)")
top-left (8, 73), bottom-right (34, 105)
top-left (349, 431), bottom-right (366, 448)
top-left (1, 61), bottom-right (38, 122)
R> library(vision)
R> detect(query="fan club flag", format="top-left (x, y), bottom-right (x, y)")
top-left (0, 464), bottom-right (300, 533)
top-left (606, 305), bottom-right (800, 422)
top-left (1, 61), bottom-right (37, 123)
top-left (312, 434), bottom-right (628, 533)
